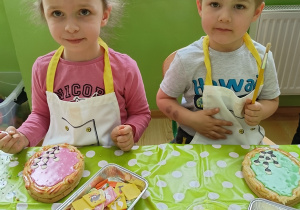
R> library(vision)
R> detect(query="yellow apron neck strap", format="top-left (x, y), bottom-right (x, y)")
top-left (203, 33), bottom-right (262, 86)
top-left (46, 46), bottom-right (64, 92)
top-left (243, 33), bottom-right (262, 71)
top-left (46, 37), bottom-right (114, 94)
top-left (203, 36), bottom-right (212, 85)
top-left (98, 37), bottom-right (114, 94)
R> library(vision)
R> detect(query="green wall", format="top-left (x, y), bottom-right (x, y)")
top-left (0, 1), bottom-right (19, 72)
top-left (2, 0), bottom-right (300, 110)
top-left (109, 1), bottom-right (203, 109)
top-left (267, 0), bottom-right (300, 5)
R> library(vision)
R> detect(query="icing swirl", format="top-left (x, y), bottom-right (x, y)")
top-left (251, 150), bottom-right (300, 196)
top-left (31, 147), bottom-right (79, 187)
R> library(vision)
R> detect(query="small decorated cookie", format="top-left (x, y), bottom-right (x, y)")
top-left (23, 143), bottom-right (84, 203)
top-left (242, 147), bottom-right (300, 206)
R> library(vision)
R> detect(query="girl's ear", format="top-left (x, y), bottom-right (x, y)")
top-left (252, 2), bottom-right (265, 22)
top-left (196, 0), bottom-right (202, 17)
top-left (101, 6), bottom-right (112, 26)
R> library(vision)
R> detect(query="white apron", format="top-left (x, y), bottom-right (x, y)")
top-left (190, 33), bottom-right (265, 145)
top-left (43, 38), bottom-right (121, 146)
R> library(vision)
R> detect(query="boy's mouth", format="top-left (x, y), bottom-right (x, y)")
top-left (215, 28), bottom-right (232, 32)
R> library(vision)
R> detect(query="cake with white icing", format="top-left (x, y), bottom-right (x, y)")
top-left (242, 147), bottom-right (300, 206)
top-left (23, 143), bottom-right (84, 203)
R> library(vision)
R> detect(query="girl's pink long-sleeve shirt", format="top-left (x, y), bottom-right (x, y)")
top-left (18, 48), bottom-right (151, 146)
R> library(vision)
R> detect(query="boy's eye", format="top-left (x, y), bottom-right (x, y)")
top-left (235, 4), bottom-right (245, 9)
top-left (52, 10), bottom-right (63, 17)
top-left (79, 9), bottom-right (91, 16)
top-left (210, 2), bottom-right (220, 8)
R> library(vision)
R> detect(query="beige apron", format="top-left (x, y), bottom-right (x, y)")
top-left (43, 38), bottom-right (121, 146)
top-left (190, 33), bottom-right (265, 145)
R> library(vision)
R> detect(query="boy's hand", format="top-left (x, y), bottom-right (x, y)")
top-left (0, 126), bottom-right (29, 154)
top-left (190, 108), bottom-right (233, 140)
top-left (111, 125), bottom-right (134, 151)
top-left (244, 99), bottom-right (263, 126)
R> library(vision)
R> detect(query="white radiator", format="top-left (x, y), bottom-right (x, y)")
top-left (249, 5), bottom-right (300, 95)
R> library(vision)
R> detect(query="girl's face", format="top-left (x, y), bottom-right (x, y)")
top-left (197, 0), bottom-right (264, 52)
top-left (42, 0), bottom-right (111, 61)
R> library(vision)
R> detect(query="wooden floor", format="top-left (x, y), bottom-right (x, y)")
top-left (138, 107), bottom-right (300, 146)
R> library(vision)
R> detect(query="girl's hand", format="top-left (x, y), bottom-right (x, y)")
top-left (244, 99), bottom-right (263, 126)
top-left (111, 125), bottom-right (134, 151)
top-left (0, 126), bottom-right (29, 154)
top-left (190, 108), bottom-right (233, 140)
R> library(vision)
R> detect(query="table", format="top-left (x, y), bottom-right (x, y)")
top-left (1, 144), bottom-right (300, 210)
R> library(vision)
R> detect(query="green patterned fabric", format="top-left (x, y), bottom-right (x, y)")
top-left (1, 144), bottom-right (300, 210)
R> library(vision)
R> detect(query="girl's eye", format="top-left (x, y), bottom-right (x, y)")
top-left (235, 4), bottom-right (245, 9)
top-left (52, 10), bottom-right (63, 17)
top-left (210, 2), bottom-right (220, 8)
top-left (79, 9), bottom-right (91, 16)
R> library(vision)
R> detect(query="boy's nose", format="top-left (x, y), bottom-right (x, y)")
top-left (218, 9), bottom-right (231, 23)
top-left (65, 19), bottom-right (79, 33)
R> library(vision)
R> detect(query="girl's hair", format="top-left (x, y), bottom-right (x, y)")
top-left (23, 0), bottom-right (125, 40)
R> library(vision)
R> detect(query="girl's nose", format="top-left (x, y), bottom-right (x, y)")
top-left (218, 9), bottom-right (231, 23)
top-left (65, 19), bottom-right (79, 33)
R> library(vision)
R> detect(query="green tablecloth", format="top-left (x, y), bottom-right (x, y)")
top-left (1, 144), bottom-right (300, 210)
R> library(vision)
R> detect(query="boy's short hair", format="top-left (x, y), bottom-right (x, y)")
top-left (255, 0), bottom-right (265, 8)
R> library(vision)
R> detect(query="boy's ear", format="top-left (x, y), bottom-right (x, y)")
top-left (196, 0), bottom-right (202, 17)
top-left (101, 6), bottom-right (112, 26)
top-left (252, 2), bottom-right (265, 22)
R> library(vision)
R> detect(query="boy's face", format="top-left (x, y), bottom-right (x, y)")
top-left (42, 0), bottom-right (111, 61)
top-left (197, 0), bottom-right (264, 52)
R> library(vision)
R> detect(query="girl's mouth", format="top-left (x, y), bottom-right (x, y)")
top-left (66, 38), bottom-right (84, 44)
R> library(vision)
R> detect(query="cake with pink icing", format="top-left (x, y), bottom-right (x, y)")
top-left (23, 143), bottom-right (84, 203)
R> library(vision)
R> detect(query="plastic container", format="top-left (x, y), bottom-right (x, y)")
top-left (0, 72), bottom-right (30, 129)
